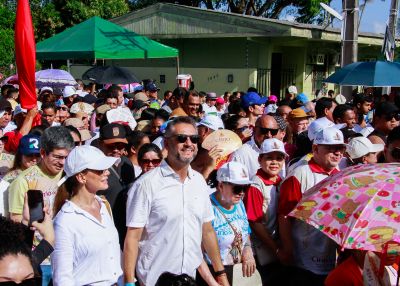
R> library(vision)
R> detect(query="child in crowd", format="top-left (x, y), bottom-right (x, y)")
top-left (243, 138), bottom-right (287, 284)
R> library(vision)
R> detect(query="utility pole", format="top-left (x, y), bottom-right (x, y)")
top-left (388, 0), bottom-right (399, 61)
top-left (341, 0), bottom-right (359, 99)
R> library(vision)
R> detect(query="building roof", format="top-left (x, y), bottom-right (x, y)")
top-left (112, 3), bottom-right (386, 45)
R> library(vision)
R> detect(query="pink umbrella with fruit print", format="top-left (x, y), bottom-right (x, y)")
top-left (288, 163), bottom-right (400, 253)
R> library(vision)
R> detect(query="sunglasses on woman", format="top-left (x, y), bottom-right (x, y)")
top-left (385, 113), bottom-right (400, 121)
top-left (171, 134), bottom-right (200, 144)
top-left (56, 106), bottom-right (69, 111)
top-left (225, 183), bottom-right (250, 195)
top-left (256, 126), bottom-right (279, 136)
top-left (141, 159), bottom-right (162, 165)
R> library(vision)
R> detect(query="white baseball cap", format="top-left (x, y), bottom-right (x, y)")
top-left (346, 137), bottom-right (384, 159)
top-left (308, 117), bottom-right (335, 141)
top-left (217, 161), bottom-right (252, 185)
top-left (288, 85), bottom-right (298, 94)
top-left (314, 127), bottom-right (345, 145)
top-left (39, 86), bottom-right (53, 94)
top-left (260, 138), bottom-right (289, 157)
top-left (197, 115), bottom-right (224, 131)
top-left (63, 86), bottom-right (78, 98)
top-left (58, 145), bottom-right (119, 186)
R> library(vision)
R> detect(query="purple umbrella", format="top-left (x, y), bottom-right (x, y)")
top-left (35, 69), bottom-right (77, 89)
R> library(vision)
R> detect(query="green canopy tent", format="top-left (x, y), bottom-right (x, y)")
top-left (36, 16), bottom-right (179, 71)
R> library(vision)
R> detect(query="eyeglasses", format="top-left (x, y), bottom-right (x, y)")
top-left (0, 277), bottom-right (41, 285)
top-left (391, 147), bottom-right (400, 160)
top-left (87, 169), bottom-right (108, 175)
top-left (170, 134), bottom-right (200, 144)
top-left (56, 106), bottom-right (69, 111)
top-left (385, 113), bottom-right (400, 121)
top-left (235, 126), bottom-right (249, 133)
top-left (256, 126), bottom-right (279, 136)
top-left (105, 142), bottom-right (127, 150)
top-left (225, 183), bottom-right (250, 195)
top-left (320, 145), bottom-right (346, 153)
top-left (141, 158), bottom-right (162, 165)
top-left (25, 153), bottom-right (41, 158)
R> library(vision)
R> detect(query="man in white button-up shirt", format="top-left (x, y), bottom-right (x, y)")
top-left (124, 116), bottom-right (228, 286)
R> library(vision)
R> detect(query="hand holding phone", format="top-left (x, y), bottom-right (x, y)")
top-left (27, 190), bottom-right (44, 225)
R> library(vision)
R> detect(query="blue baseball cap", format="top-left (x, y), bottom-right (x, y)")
top-left (241, 92), bottom-right (267, 109)
top-left (145, 82), bottom-right (160, 92)
top-left (296, 93), bottom-right (309, 104)
top-left (18, 134), bottom-right (41, 155)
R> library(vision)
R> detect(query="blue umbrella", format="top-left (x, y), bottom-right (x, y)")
top-left (323, 61), bottom-right (400, 87)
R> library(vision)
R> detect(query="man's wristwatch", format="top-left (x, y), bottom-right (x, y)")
top-left (214, 269), bottom-right (226, 277)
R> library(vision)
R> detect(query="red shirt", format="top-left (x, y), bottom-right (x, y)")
top-left (278, 158), bottom-right (339, 216)
top-left (325, 256), bottom-right (363, 286)
top-left (244, 169), bottom-right (281, 223)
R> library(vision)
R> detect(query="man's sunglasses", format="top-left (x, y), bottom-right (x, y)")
top-left (320, 145), bottom-right (346, 153)
top-left (256, 126), bottom-right (279, 136)
top-left (171, 134), bottom-right (200, 144)
top-left (141, 158), bottom-right (162, 165)
top-left (385, 113), bottom-right (400, 121)
top-left (226, 183), bottom-right (250, 195)
top-left (0, 277), bottom-right (41, 285)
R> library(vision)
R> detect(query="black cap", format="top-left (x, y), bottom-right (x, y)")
top-left (82, 93), bottom-right (98, 105)
top-left (375, 102), bottom-right (399, 118)
top-left (100, 123), bottom-right (128, 144)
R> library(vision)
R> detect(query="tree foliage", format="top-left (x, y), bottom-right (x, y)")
top-left (0, 0), bottom-right (331, 77)
top-left (0, 0), bottom-right (130, 76)
top-left (132, 0), bottom-right (332, 23)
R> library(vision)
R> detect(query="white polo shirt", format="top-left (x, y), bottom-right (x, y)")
top-left (231, 137), bottom-right (261, 178)
top-left (52, 197), bottom-right (122, 286)
top-left (126, 160), bottom-right (214, 286)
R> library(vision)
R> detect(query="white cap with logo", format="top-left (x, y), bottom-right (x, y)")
top-left (217, 161), bottom-right (252, 185)
top-left (58, 145), bottom-right (119, 186)
top-left (346, 137), bottom-right (384, 159)
top-left (314, 127), bottom-right (345, 145)
top-left (260, 138), bottom-right (288, 157)
top-left (197, 115), bottom-right (224, 131)
top-left (308, 117), bottom-right (335, 141)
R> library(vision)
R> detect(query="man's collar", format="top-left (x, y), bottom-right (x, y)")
top-left (160, 159), bottom-right (194, 179)
top-left (308, 158), bottom-right (339, 175)
top-left (256, 169), bottom-right (282, 185)
top-left (249, 137), bottom-right (261, 151)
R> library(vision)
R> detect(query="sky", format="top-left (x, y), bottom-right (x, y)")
top-left (330, 0), bottom-right (390, 34)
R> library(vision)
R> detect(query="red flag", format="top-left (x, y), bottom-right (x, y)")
top-left (15, 0), bottom-right (37, 109)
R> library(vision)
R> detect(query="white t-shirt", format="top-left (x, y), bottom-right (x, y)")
top-left (126, 160), bottom-right (214, 286)
top-left (202, 104), bottom-right (218, 115)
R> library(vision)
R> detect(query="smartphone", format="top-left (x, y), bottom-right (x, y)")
top-left (27, 190), bottom-right (44, 225)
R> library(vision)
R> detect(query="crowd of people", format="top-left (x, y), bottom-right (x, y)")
top-left (0, 80), bottom-right (399, 286)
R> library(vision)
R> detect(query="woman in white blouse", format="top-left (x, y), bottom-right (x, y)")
top-left (52, 145), bottom-right (122, 286)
